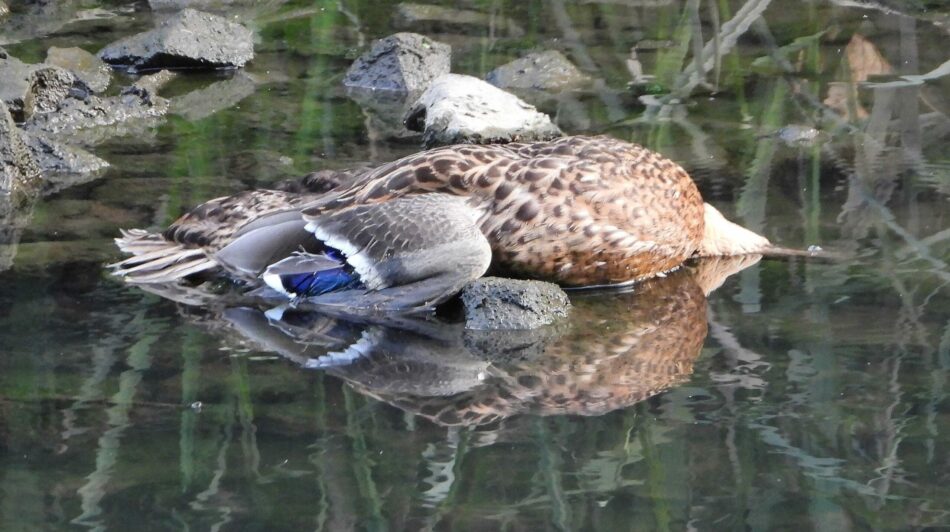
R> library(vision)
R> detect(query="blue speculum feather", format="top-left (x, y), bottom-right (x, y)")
top-left (278, 246), bottom-right (364, 297)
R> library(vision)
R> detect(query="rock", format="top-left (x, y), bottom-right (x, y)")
top-left (394, 3), bottom-right (524, 38)
top-left (0, 100), bottom-right (41, 207)
top-left (343, 33), bottom-right (450, 93)
top-left (170, 71), bottom-right (256, 121)
top-left (405, 74), bottom-right (562, 147)
top-left (0, 1), bottom-right (8, 19)
top-left (98, 9), bottom-right (254, 72)
top-left (0, 51), bottom-right (76, 122)
top-left (45, 47), bottom-right (112, 93)
top-left (21, 133), bottom-right (109, 179)
top-left (346, 88), bottom-right (419, 139)
top-left (486, 50), bottom-right (591, 92)
top-left (461, 277), bottom-right (571, 330)
top-left (24, 71), bottom-right (173, 145)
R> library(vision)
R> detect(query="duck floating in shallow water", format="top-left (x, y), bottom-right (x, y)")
top-left (112, 135), bottom-right (777, 311)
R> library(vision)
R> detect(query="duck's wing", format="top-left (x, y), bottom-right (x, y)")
top-left (111, 190), bottom-right (316, 283)
top-left (265, 193), bottom-right (492, 312)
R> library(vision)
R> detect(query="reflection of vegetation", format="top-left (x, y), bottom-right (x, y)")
top-left (0, 0), bottom-right (948, 530)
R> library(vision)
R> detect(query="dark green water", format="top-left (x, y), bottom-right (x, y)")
top-left (2, 0), bottom-right (949, 530)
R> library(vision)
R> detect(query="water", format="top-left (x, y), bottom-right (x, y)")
top-left (1, 0), bottom-right (949, 529)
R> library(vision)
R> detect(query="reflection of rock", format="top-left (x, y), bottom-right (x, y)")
top-left (406, 74), bottom-right (562, 148)
top-left (394, 3), bottom-right (524, 37)
top-left (23, 71), bottom-right (172, 146)
top-left (343, 33), bottom-right (450, 93)
top-left (170, 71), bottom-right (256, 121)
top-left (98, 9), bottom-right (254, 72)
top-left (0, 50), bottom-right (76, 122)
top-left (346, 87), bottom-right (418, 139)
top-left (461, 277), bottom-right (570, 330)
top-left (486, 51), bottom-right (590, 92)
top-left (21, 133), bottom-right (109, 183)
top-left (45, 47), bottom-right (112, 93)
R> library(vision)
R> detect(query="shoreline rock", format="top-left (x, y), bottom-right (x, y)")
top-left (45, 47), bottom-right (112, 94)
top-left (0, 49), bottom-right (77, 122)
top-left (0, 101), bottom-right (42, 207)
top-left (343, 33), bottom-right (450, 94)
top-left (405, 74), bottom-right (562, 147)
top-left (99, 9), bottom-right (254, 72)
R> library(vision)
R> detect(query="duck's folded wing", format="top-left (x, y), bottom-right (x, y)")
top-left (291, 193), bottom-right (493, 312)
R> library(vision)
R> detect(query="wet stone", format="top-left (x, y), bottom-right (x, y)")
top-left (23, 71), bottom-right (173, 145)
top-left (0, 100), bottom-right (41, 207)
top-left (98, 9), bottom-right (254, 72)
top-left (486, 50), bottom-right (591, 92)
top-left (0, 50), bottom-right (76, 122)
top-left (461, 277), bottom-right (571, 331)
top-left (45, 47), bottom-right (112, 93)
top-left (405, 74), bottom-right (562, 148)
top-left (343, 33), bottom-right (451, 93)
top-left (0, 1), bottom-right (8, 19)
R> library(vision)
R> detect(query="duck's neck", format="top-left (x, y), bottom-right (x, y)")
top-left (696, 203), bottom-right (771, 257)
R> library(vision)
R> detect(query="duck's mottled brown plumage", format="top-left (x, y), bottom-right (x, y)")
top-left (113, 136), bottom-right (771, 301)
top-left (303, 136), bottom-right (706, 285)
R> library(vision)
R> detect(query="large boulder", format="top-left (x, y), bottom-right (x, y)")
top-left (486, 50), bottom-right (591, 92)
top-left (45, 47), bottom-right (112, 93)
top-left (461, 277), bottom-right (571, 330)
top-left (0, 49), bottom-right (76, 122)
top-left (343, 33), bottom-right (450, 93)
top-left (98, 9), bottom-right (254, 72)
top-left (405, 74), bottom-right (562, 147)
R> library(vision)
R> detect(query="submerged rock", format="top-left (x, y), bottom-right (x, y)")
top-left (0, 101), bottom-right (41, 206)
top-left (461, 277), bottom-right (571, 330)
top-left (486, 50), bottom-right (591, 92)
top-left (170, 71), bottom-right (256, 121)
top-left (343, 33), bottom-right (450, 93)
top-left (394, 3), bottom-right (524, 37)
top-left (98, 9), bottom-right (254, 72)
top-left (405, 74), bottom-right (562, 147)
top-left (45, 47), bottom-right (112, 93)
top-left (0, 50), bottom-right (77, 122)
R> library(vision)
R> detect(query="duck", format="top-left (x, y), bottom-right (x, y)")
top-left (111, 135), bottom-right (777, 311)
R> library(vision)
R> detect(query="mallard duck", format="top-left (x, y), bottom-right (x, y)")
top-left (111, 136), bottom-right (775, 311)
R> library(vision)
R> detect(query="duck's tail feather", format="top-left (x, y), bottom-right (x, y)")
top-left (110, 229), bottom-right (218, 283)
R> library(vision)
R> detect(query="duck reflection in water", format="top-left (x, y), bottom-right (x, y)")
top-left (185, 256), bottom-right (760, 427)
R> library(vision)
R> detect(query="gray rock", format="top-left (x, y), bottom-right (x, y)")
top-left (461, 277), bottom-right (571, 331)
top-left (394, 3), bottom-right (524, 38)
top-left (24, 71), bottom-right (173, 146)
top-left (0, 100), bottom-right (41, 207)
top-left (343, 33), bottom-right (450, 93)
top-left (405, 74), bottom-right (562, 148)
top-left (0, 1), bottom-right (8, 19)
top-left (98, 9), bottom-right (254, 72)
top-left (170, 71), bottom-right (256, 121)
top-left (486, 50), bottom-right (591, 92)
top-left (0, 51), bottom-right (76, 122)
top-left (346, 87), bottom-right (419, 139)
top-left (21, 133), bottom-right (109, 179)
top-left (45, 47), bottom-right (112, 93)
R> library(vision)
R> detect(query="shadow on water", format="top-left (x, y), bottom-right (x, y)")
top-left (0, 0), bottom-right (948, 530)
